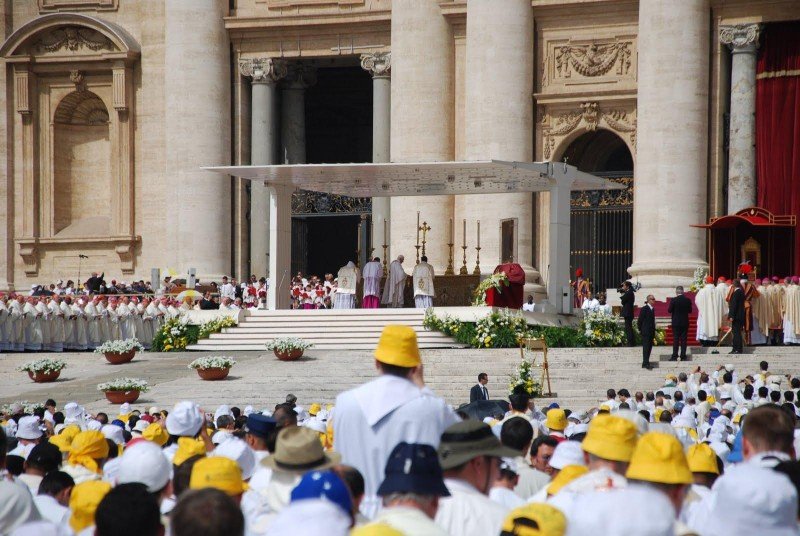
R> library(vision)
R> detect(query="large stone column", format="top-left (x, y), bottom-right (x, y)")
top-left (281, 64), bottom-right (316, 164)
top-left (720, 24), bottom-right (760, 214)
top-left (459, 0), bottom-right (543, 296)
top-left (239, 58), bottom-right (286, 278)
top-left (628, 0), bottom-right (710, 294)
top-left (390, 0), bottom-right (454, 269)
top-left (165, 0), bottom-right (231, 279)
top-left (361, 52), bottom-right (392, 259)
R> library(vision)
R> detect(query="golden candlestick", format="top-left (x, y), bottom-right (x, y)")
top-left (445, 242), bottom-right (455, 275)
top-left (460, 245), bottom-right (469, 275)
top-left (382, 244), bottom-right (388, 276)
top-left (414, 244), bottom-right (421, 265)
top-left (473, 246), bottom-right (482, 276)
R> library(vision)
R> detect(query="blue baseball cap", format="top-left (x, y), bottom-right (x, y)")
top-left (290, 470), bottom-right (353, 515)
top-left (245, 414), bottom-right (277, 440)
top-left (377, 442), bottom-right (450, 497)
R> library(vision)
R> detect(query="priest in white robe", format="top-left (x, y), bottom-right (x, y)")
top-left (9, 297), bottom-right (25, 351)
top-left (749, 278), bottom-right (769, 345)
top-left (412, 256), bottom-right (435, 309)
top-left (107, 300), bottom-right (123, 341)
top-left (35, 298), bottom-right (53, 351)
top-left (97, 299), bottom-right (112, 344)
top-left (784, 279), bottom-right (800, 345)
top-left (695, 277), bottom-right (725, 346)
top-left (116, 299), bottom-right (131, 339)
top-left (335, 261), bottom-right (360, 309)
top-left (128, 298), bottom-right (144, 343)
top-left (60, 297), bottom-right (75, 350)
top-left (23, 297), bottom-right (44, 351)
top-left (47, 297), bottom-right (65, 352)
top-left (143, 299), bottom-right (160, 348)
top-left (84, 298), bottom-right (102, 349)
top-left (362, 257), bottom-right (383, 309)
top-left (71, 299), bottom-right (88, 351)
top-left (381, 255), bottom-right (408, 308)
top-left (0, 298), bottom-right (9, 352)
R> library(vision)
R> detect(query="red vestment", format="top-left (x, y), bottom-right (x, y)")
top-left (485, 263), bottom-right (525, 309)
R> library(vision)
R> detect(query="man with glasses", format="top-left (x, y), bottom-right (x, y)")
top-left (638, 294), bottom-right (657, 370)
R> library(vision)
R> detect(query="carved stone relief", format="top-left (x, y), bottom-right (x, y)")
top-left (543, 37), bottom-right (636, 89)
top-left (541, 102), bottom-right (637, 159)
top-left (39, 0), bottom-right (117, 12)
top-left (33, 26), bottom-right (114, 54)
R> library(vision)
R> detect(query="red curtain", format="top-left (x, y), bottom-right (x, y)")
top-left (756, 21), bottom-right (800, 272)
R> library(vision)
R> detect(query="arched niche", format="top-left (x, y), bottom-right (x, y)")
top-left (554, 129), bottom-right (634, 174)
top-left (1, 13), bottom-right (140, 275)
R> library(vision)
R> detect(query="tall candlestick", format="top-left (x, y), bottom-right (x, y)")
top-left (449, 218), bottom-right (454, 244)
top-left (477, 220), bottom-right (480, 248)
top-left (383, 219), bottom-right (387, 244)
top-left (462, 219), bottom-right (466, 245)
top-left (416, 212), bottom-right (420, 245)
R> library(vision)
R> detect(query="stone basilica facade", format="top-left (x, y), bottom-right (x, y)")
top-left (0, 0), bottom-right (797, 301)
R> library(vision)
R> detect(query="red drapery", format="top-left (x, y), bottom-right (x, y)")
top-left (756, 21), bottom-right (800, 272)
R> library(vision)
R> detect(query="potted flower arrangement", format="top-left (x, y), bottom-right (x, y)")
top-left (18, 358), bottom-right (66, 383)
top-left (95, 338), bottom-right (145, 364)
top-left (266, 337), bottom-right (313, 361)
top-left (188, 355), bottom-right (236, 381)
top-left (97, 377), bottom-right (149, 404)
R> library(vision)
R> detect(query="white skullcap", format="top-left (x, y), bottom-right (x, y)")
top-left (694, 464), bottom-right (798, 536)
top-left (101, 424), bottom-right (125, 446)
top-left (214, 405), bottom-right (233, 423)
top-left (214, 437), bottom-right (256, 480)
top-left (561, 485), bottom-right (675, 536)
top-left (86, 419), bottom-right (102, 431)
top-left (117, 441), bottom-right (171, 492)
top-left (549, 440), bottom-right (586, 470)
top-left (166, 401), bottom-right (203, 437)
top-left (15, 416), bottom-right (43, 441)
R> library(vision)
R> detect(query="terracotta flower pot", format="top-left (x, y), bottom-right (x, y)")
top-left (104, 390), bottom-right (141, 404)
top-left (104, 350), bottom-right (136, 365)
top-left (274, 349), bottom-right (304, 361)
top-left (27, 370), bottom-right (61, 383)
top-left (196, 367), bottom-right (230, 381)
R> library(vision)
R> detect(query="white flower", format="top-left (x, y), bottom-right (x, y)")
top-left (188, 356), bottom-right (236, 370)
top-left (98, 377), bottom-right (149, 392)
top-left (18, 358), bottom-right (66, 374)
top-left (266, 337), bottom-right (314, 352)
top-left (94, 338), bottom-right (145, 354)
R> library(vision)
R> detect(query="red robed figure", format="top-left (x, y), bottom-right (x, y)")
top-left (485, 263), bottom-right (526, 309)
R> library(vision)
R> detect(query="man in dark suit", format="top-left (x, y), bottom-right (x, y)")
top-left (199, 291), bottom-right (219, 310)
top-left (728, 279), bottom-right (746, 354)
top-left (470, 372), bottom-right (490, 402)
top-left (620, 281), bottom-right (636, 346)
top-left (668, 286), bottom-right (693, 361)
top-left (637, 294), bottom-right (656, 370)
top-left (84, 272), bottom-right (104, 294)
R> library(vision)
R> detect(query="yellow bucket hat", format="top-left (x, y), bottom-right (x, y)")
top-left (190, 456), bottom-right (248, 497)
top-left (545, 409), bottom-right (568, 432)
top-left (69, 480), bottom-right (112, 533)
top-left (625, 432), bottom-right (693, 485)
top-left (142, 422), bottom-right (169, 447)
top-left (50, 433), bottom-right (73, 453)
top-left (500, 503), bottom-right (567, 536)
top-left (309, 403), bottom-right (321, 416)
top-left (68, 431), bottom-right (110, 474)
top-left (581, 414), bottom-right (638, 462)
top-left (686, 443), bottom-right (720, 475)
top-left (351, 524), bottom-right (404, 536)
top-left (174, 437), bottom-right (207, 466)
top-left (374, 325), bottom-right (421, 368)
top-left (547, 464), bottom-right (589, 496)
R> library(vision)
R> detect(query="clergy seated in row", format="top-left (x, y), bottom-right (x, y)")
top-left (486, 262), bottom-right (525, 309)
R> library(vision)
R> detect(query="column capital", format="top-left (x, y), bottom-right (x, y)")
top-left (284, 63), bottom-right (317, 90)
top-left (360, 51), bottom-right (391, 79)
top-left (720, 23), bottom-right (761, 52)
top-left (239, 58), bottom-right (288, 84)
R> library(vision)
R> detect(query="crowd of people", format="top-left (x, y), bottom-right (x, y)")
top-left (1, 326), bottom-right (799, 535)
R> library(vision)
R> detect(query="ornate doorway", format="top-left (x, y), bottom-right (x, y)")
top-left (564, 130), bottom-right (634, 294)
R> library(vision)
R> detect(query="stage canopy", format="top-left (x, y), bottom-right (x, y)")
top-left (204, 160), bottom-right (622, 312)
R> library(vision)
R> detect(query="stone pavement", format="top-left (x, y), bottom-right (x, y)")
top-left (4, 346), bottom-right (800, 414)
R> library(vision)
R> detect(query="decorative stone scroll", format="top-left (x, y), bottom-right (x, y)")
top-left (360, 52), bottom-right (391, 78)
top-left (238, 58), bottom-right (287, 85)
top-left (555, 41), bottom-right (632, 78)
top-left (541, 101), bottom-right (637, 159)
top-left (34, 26), bottom-right (113, 53)
top-left (719, 24), bottom-right (761, 50)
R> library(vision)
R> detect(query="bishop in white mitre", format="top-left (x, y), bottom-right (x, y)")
top-left (382, 255), bottom-right (408, 308)
top-left (412, 256), bottom-right (435, 309)
top-left (695, 277), bottom-right (725, 346)
top-left (335, 261), bottom-right (360, 309)
top-left (362, 257), bottom-right (383, 309)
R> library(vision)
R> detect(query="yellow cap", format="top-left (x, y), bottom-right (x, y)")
top-left (68, 431), bottom-right (110, 474)
top-left (309, 403), bottom-right (321, 416)
top-left (666, 374), bottom-right (677, 382)
top-left (50, 433), bottom-right (73, 453)
top-left (599, 404), bottom-right (611, 412)
top-left (142, 422), bottom-right (169, 447)
top-left (707, 395), bottom-right (716, 405)
top-left (655, 408), bottom-right (665, 421)
top-left (581, 414), bottom-right (638, 462)
top-left (69, 480), bottom-right (112, 533)
top-left (174, 437), bottom-right (207, 466)
top-left (190, 456), bottom-right (248, 496)
top-left (625, 432), bottom-right (693, 485)
top-left (547, 465), bottom-right (588, 496)
top-left (374, 325), bottom-right (421, 368)
top-left (350, 524), bottom-right (404, 536)
top-left (500, 503), bottom-right (567, 536)
top-left (686, 443), bottom-right (720, 475)
top-left (545, 409), bottom-right (568, 432)
top-left (61, 424), bottom-right (81, 443)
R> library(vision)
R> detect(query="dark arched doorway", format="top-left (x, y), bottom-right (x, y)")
top-left (561, 130), bottom-right (634, 295)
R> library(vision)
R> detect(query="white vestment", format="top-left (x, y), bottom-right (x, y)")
top-left (8, 301), bottom-right (25, 351)
top-left (362, 261), bottom-right (383, 298)
top-left (335, 262), bottom-right (360, 309)
top-left (435, 478), bottom-right (509, 536)
top-left (71, 303), bottom-right (88, 350)
top-left (381, 260), bottom-right (408, 308)
top-left (59, 301), bottom-right (74, 350)
top-left (96, 304), bottom-right (111, 343)
top-left (412, 261), bottom-right (435, 309)
top-left (84, 302), bottom-right (101, 348)
top-left (47, 300), bottom-right (65, 352)
top-left (22, 302), bottom-right (43, 350)
top-left (36, 301), bottom-right (53, 351)
top-left (116, 303), bottom-right (130, 340)
top-left (785, 285), bottom-right (800, 342)
top-left (107, 307), bottom-right (122, 340)
top-left (0, 302), bottom-right (8, 351)
top-left (333, 375), bottom-right (459, 518)
top-left (695, 283), bottom-right (725, 341)
top-left (142, 303), bottom-right (157, 348)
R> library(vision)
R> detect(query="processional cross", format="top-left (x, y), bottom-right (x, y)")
top-left (419, 221), bottom-right (431, 260)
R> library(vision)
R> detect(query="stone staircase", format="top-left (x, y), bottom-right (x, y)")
top-left (186, 309), bottom-right (464, 351)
